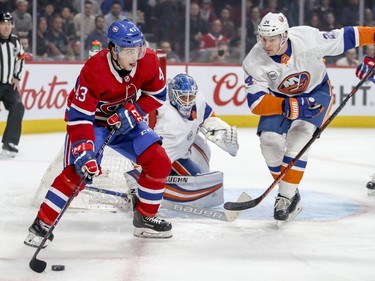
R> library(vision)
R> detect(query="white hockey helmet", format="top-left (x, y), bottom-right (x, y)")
top-left (258, 12), bottom-right (289, 37)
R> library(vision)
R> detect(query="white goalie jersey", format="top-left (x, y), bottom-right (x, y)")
top-left (153, 90), bottom-right (238, 162)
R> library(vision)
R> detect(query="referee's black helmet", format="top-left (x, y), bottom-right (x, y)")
top-left (0, 12), bottom-right (13, 23)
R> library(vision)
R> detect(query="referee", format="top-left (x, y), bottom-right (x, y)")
top-left (0, 11), bottom-right (25, 158)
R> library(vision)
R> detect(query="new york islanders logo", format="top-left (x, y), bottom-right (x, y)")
top-left (278, 72), bottom-right (310, 95)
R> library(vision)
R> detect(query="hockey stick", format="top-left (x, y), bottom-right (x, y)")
top-left (84, 186), bottom-right (251, 222)
top-left (29, 128), bottom-right (116, 273)
top-left (224, 64), bottom-right (375, 211)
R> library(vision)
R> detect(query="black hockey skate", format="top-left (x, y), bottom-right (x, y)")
top-left (366, 179), bottom-right (375, 196)
top-left (1, 143), bottom-right (18, 158)
top-left (133, 210), bottom-right (172, 238)
top-left (24, 218), bottom-right (54, 248)
top-left (274, 189), bottom-right (302, 225)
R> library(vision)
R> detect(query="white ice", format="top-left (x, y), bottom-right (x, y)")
top-left (0, 128), bottom-right (374, 281)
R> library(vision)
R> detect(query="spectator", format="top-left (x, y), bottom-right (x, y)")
top-left (308, 13), bottom-right (322, 29)
top-left (364, 44), bottom-right (375, 58)
top-left (336, 48), bottom-right (359, 66)
top-left (0, 0), bottom-right (14, 13)
top-left (189, 2), bottom-right (209, 54)
top-left (60, 6), bottom-right (76, 42)
top-left (364, 8), bottom-right (375, 27)
top-left (313, 0), bottom-right (333, 25)
top-left (39, 2), bottom-right (55, 27)
top-left (11, 0), bottom-right (32, 38)
top-left (154, 0), bottom-right (182, 45)
top-left (45, 14), bottom-right (69, 61)
top-left (246, 6), bottom-right (261, 49)
top-left (19, 36), bottom-right (33, 61)
top-left (159, 40), bottom-right (180, 62)
top-left (73, 0), bottom-right (96, 40)
top-left (218, 7), bottom-right (235, 40)
top-left (340, 0), bottom-right (359, 26)
top-left (73, 0), bottom-right (101, 15)
top-left (210, 41), bottom-right (230, 63)
top-left (200, 0), bottom-right (217, 23)
top-left (29, 17), bottom-right (50, 60)
top-left (229, 26), bottom-right (252, 61)
top-left (65, 40), bottom-right (82, 61)
top-left (198, 19), bottom-right (228, 62)
top-left (199, 19), bottom-right (228, 50)
top-left (85, 15), bottom-right (107, 54)
top-left (320, 11), bottom-right (341, 31)
top-left (100, 0), bottom-right (124, 15)
top-left (261, 0), bottom-right (284, 17)
top-left (104, 0), bottom-right (128, 32)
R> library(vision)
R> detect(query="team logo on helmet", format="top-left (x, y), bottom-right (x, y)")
top-left (279, 16), bottom-right (284, 22)
top-left (277, 72), bottom-right (310, 95)
top-left (112, 26), bottom-right (119, 32)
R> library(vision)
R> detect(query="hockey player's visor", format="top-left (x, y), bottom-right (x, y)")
top-left (116, 45), bottom-right (146, 61)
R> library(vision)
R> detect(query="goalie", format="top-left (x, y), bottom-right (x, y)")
top-left (126, 73), bottom-right (239, 207)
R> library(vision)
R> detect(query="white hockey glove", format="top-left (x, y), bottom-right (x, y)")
top-left (201, 117), bottom-right (239, 156)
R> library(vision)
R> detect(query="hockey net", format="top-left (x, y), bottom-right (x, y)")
top-left (33, 50), bottom-right (166, 211)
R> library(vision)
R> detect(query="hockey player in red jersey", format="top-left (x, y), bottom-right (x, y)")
top-left (24, 19), bottom-right (172, 247)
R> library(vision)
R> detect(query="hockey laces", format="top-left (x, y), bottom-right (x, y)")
top-left (145, 216), bottom-right (164, 225)
top-left (275, 196), bottom-right (291, 211)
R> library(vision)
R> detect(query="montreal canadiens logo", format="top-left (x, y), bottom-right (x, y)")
top-left (112, 26), bottom-right (119, 32)
top-left (278, 71), bottom-right (310, 95)
top-left (279, 16), bottom-right (284, 22)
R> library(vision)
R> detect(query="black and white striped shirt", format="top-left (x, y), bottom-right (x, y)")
top-left (0, 34), bottom-right (25, 85)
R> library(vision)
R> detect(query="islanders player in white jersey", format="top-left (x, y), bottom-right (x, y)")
top-left (243, 12), bottom-right (375, 222)
top-left (126, 73), bottom-right (239, 207)
top-left (24, 19), bottom-right (173, 246)
top-left (356, 56), bottom-right (375, 195)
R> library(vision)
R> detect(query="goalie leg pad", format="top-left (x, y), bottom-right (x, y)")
top-left (163, 171), bottom-right (224, 208)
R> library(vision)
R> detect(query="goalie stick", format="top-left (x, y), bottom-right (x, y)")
top-left (29, 128), bottom-right (116, 273)
top-left (224, 63), bottom-right (375, 211)
top-left (84, 186), bottom-right (250, 222)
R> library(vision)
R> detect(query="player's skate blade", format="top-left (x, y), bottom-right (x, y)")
top-left (366, 181), bottom-right (375, 196)
top-left (133, 210), bottom-right (172, 239)
top-left (276, 203), bottom-right (302, 227)
top-left (24, 218), bottom-right (54, 248)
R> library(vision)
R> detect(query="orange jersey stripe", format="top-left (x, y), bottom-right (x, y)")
top-left (252, 94), bottom-right (284, 116)
top-left (357, 26), bottom-right (375, 46)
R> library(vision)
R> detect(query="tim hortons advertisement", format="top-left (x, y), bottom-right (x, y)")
top-left (0, 63), bottom-right (374, 122)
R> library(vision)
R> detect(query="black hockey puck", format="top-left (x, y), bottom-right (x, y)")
top-left (51, 265), bottom-right (65, 271)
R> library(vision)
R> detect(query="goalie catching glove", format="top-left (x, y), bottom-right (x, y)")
top-left (72, 140), bottom-right (100, 183)
top-left (356, 56), bottom-right (375, 83)
top-left (107, 102), bottom-right (145, 135)
top-left (201, 117), bottom-right (239, 156)
top-left (283, 96), bottom-right (323, 120)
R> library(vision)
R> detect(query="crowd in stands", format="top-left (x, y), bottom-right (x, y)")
top-left (1, 0), bottom-right (375, 64)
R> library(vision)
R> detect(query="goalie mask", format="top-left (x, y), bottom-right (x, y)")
top-left (107, 19), bottom-right (146, 60)
top-left (168, 74), bottom-right (198, 119)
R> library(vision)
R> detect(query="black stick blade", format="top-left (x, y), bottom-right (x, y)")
top-left (29, 258), bottom-right (47, 273)
top-left (224, 199), bottom-right (256, 211)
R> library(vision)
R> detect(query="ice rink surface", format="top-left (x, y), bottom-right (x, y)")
top-left (0, 128), bottom-right (374, 281)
